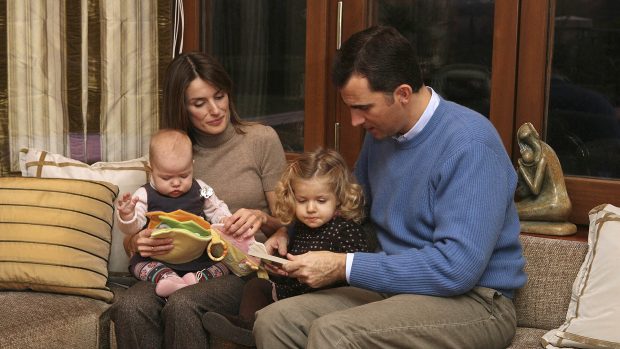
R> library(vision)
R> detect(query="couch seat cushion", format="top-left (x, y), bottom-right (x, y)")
top-left (507, 327), bottom-right (547, 349)
top-left (0, 291), bottom-right (111, 349)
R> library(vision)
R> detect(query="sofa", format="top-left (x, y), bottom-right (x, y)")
top-left (1, 155), bottom-right (598, 348)
top-left (0, 230), bottom-right (587, 349)
top-left (5, 147), bottom-right (612, 348)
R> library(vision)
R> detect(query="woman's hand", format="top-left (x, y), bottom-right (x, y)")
top-left (131, 228), bottom-right (174, 257)
top-left (222, 208), bottom-right (266, 239)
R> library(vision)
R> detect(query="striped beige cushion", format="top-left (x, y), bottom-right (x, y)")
top-left (0, 177), bottom-right (117, 302)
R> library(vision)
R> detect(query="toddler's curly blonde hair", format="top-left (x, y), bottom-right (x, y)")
top-left (274, 148), bottom-right (365, 225)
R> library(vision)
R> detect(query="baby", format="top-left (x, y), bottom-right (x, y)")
top-left (116, 129), bottom-right (231, 297)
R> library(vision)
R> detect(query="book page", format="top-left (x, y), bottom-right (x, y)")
top-left (248, 242), bottom-right (289, 265)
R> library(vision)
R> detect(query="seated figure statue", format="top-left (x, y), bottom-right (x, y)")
top-left (515, 122), bottom-right (577, 235)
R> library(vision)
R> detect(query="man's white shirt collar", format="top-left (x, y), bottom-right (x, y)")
top-left (393, 87), bottom-right (439, 143)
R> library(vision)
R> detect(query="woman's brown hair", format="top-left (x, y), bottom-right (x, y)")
top-left (161, 52), bottom-right (250, 138)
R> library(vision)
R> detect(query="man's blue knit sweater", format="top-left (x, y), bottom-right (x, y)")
top-left (352, 97), bottom-right (527, 299)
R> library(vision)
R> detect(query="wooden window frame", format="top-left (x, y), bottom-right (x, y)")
top-left (184, 0), bottom-right (620, 226)
top-left (509, 0), bottom-right (620, 226)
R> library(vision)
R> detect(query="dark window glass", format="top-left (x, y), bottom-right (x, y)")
top-left (370, 0), bottom-right (495, 118)
top-left (204, 0), bottom-right (306, 152)
top-left (546, 0), bottom-right (620, 179)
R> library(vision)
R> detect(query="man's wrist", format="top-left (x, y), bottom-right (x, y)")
top-left (337, 253), bottom-right (347, 281)
top-left (345, 253), bottom-right (354, 283)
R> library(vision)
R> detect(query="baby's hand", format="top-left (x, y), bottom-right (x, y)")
top-left (116, 193), bottom-right (139, 221)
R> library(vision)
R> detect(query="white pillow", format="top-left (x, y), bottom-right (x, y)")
top-left (542, 204), bottom-right (620, 349)
top-left (19, 148), bottom-right (150, 273)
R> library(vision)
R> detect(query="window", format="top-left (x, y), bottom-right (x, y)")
top-left (183, 0), bottom-right (620, 225)
top-left (193, 0), bottom-right (306, 153)
top-left (514, 0), bottom-right (620, 225)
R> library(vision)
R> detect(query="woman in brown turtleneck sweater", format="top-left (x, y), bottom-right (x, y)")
top-left (110, 52), bottom-right (286, 349)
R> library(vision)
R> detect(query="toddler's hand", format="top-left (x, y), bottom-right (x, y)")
top-left (264, 261), bottom-right (287, 276)
top-left (264, 226), bottom-right (289, 258)
top-left (116, 192), bottom-right (139, 221)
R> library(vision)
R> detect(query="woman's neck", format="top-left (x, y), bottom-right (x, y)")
top-left (190, 122), bottom-right (236, 148)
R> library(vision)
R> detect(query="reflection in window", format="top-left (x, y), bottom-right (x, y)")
top-left (201, 0), bottom-right (306, 152)
top-left (369, 0), bottom-right (494, 118)
top-left (547, 0), bottom-right (620, 179)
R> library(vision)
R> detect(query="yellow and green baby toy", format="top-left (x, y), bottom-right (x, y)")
top-left (147, 210), bottom-right (265, 278)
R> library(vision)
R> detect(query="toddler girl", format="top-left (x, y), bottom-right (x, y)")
top-left (201, 148), bottom-right (373, 346)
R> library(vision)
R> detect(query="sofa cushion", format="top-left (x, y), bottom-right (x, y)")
top-left (0, 177), bottom-right (117, 302)
top-left (507, 327), bottom-right (548, 349)
top-left (514, 235), bottom-right (588, 330)
top-left (0, 290), bottom-right (111, 349)
top-left (19, 148), bottom-right (150, 273)
top-left (542, 204), bottom-right (620, 348)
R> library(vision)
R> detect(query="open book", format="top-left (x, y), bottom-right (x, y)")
top-left (248, 242), bottom-right (289, 266)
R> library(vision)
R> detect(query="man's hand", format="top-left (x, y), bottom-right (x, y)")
top-left (283, 251), bottom-right (347, 288)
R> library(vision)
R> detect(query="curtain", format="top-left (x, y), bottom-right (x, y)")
top-left (0, 0), bottom-right (172, 175)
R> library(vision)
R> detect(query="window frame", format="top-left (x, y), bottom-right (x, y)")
top-left (509, 0), bottom-right (620, 225)
top-left (183, 0), bottom-right (620, 226)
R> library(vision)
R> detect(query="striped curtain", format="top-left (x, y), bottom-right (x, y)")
top-left (0, 0), bottom-right (172, 175)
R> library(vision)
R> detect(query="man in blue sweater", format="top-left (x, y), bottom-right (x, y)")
top-left (255, 26), bottom-right (527, 348)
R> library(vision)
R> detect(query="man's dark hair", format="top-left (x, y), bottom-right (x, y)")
top-left (332, 26), bottom-right (423, 93)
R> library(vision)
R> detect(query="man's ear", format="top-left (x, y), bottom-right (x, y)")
top-left (394, 84), bottom-right (413, 104)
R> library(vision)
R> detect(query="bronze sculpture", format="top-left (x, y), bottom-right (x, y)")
top-left (515, 122), bottom-right (577, 235)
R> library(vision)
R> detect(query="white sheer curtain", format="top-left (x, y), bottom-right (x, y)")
top-left (5, 0), bottom-right (169, 171)
top-left (100, 0), bottom-right (159, 161)
top-left (7, 1), bottom-right (67, 168)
